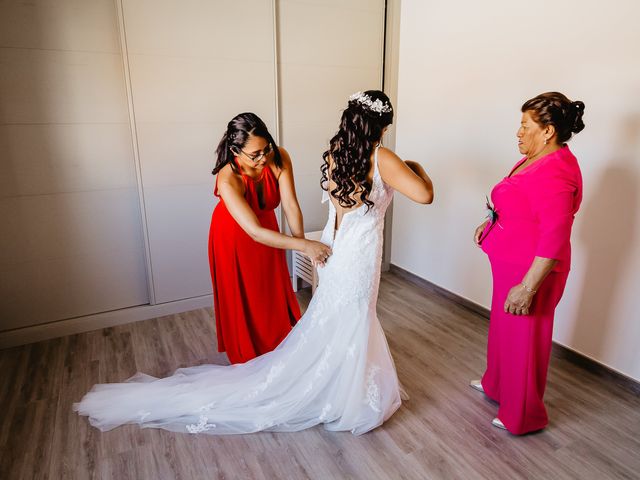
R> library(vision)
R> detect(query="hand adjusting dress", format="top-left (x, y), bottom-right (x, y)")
top-left (74, 146), bottom-right (403, 435)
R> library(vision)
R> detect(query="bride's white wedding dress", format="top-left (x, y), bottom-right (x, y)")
top-left (74, 146), bottom-right (402, 435)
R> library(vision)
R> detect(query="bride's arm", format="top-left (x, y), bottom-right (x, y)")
top-left (377, 147), bottom-right (434, 204)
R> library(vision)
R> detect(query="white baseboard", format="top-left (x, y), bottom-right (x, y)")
top-left (0, 295), bottom-right (213, 350)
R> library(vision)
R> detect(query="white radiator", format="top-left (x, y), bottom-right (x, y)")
top-left (292, 230), bottom-right (323, 294)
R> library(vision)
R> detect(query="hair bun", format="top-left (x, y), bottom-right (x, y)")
top-left (570, 100), bottom-right (585, 134)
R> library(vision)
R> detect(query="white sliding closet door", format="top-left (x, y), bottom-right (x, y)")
top-left (0, 0), bottom-right (149, 331)
top-left (121, 0), bottom-right (278, 304)
top-left (277, 0), bottom-right (386, 231)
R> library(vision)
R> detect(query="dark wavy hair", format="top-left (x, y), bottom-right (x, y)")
top-left (321, 90), bottom-right (394, 210)
top-left (521, 92), bottom-right (585, 144)
top-left (212, 112), bottom-right (281, 175)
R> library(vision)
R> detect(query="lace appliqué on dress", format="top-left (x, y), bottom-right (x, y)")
top-left (137, 410), bottom-right (151, 422)
top-left (318, 403), bottom-right (332, 422)
top-left (186, 415), bottom-right (217, 433)
top-left (365, 365), bottom-right (382, 413)
top-left (243, 361), bottom-right (285, 400)
top-left (314, 346), bottom-right (333, 379)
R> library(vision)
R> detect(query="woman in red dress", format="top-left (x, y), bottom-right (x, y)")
top-left (209, 113), bottom-right (331, 364)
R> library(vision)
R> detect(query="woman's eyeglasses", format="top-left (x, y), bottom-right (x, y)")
top-left (234, 144), bottom-right (273, 162)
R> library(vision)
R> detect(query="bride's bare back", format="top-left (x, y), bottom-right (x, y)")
top-left (327, 145), bottom-right (434, 233)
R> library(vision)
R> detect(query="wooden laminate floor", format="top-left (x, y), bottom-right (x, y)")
top-left (1, 272), bottom-right (639, 480)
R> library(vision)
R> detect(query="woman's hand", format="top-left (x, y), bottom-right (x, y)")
top-left (304, 240), bottom-right (332, 267)
top-left (504, 257), bottom-right (556, 315)
top-left (504, 284), bottom-right (535, 315)
top-left (474, 220), bottom-right (490, 245)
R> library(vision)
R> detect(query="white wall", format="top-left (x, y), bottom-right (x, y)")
top-left (391, 1), bottom-right (640, 380)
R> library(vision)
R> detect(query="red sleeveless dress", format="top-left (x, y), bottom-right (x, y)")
top-left (208, 160), bottom-right (300, 364)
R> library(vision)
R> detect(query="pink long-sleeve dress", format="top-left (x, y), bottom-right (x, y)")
top-left (478, 145), bottom-right (582, 434)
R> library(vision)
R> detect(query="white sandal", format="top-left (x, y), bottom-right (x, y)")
top-left (492, 417), bottom-right (506, 430)
top-left (469, 379), bottom-right (484, 393)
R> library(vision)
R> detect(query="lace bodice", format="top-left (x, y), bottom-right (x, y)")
top-left (317, 146), bottom-right (393, 305)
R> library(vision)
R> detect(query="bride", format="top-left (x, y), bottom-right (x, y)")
top-left (74, 90), bottom-right (434, 435)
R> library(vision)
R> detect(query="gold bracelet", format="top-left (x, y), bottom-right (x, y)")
top-left (521, 282), bottom-right (537, 294)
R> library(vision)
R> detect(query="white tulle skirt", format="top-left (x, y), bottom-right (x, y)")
top-left (74, 286), bottom-right (403, 435)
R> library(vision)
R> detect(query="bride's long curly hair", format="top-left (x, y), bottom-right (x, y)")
top-left (321, 90), bottom-right (393, 211)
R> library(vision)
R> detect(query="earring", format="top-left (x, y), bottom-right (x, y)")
top-left (544, 138), bottom-right (548, 145)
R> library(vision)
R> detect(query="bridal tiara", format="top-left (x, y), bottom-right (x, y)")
top-left (348, 91), bottom-right (392, 114)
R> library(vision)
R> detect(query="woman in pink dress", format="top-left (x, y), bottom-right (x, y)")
top-left (471, 92), bottom-right (585, 434)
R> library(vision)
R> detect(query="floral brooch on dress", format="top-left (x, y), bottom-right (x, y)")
top-left (485, 196), bottom-right (503, 229)
top-left (485, 195), bottom-right (497, 223)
